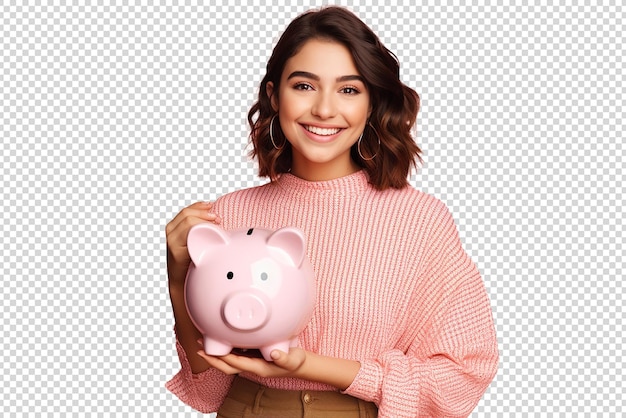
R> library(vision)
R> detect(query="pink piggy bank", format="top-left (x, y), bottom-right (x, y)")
top-left (184, 223), bottom-right (316, 361)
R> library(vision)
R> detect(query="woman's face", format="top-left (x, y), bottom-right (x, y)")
top-left (267, 39), bottom-right (371, 181)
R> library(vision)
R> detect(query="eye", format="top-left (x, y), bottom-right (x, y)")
top-left (341, 86), bottom-right (360, 95)
top-left (251, 258), bottom-right (282, 297)
top-left (293, 82), bottom-right (314, 91)
top-left (226, 271), bottom-right (234, 280)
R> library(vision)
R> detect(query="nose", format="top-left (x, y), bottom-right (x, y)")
top-left (311, 91), bottom-right (337, 119)
top-left (222, 292), bottom-right (269, 331)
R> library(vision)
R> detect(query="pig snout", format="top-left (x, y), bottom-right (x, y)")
top-left (222, 292), bottom-right (269, 331)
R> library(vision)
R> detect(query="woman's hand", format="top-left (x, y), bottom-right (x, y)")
top-left (166, 201), bottom-right (221, 373)
top-left (166, 201), bottom-right (221, 286)
top-left (197, 347), bottom-right (308, 379)
top-left (196, 343), bottom-right (361, 390)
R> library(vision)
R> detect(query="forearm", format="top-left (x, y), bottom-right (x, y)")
top-left (168, 253), bottom-right (209, 374)
top-left (297, 351), bottom-right (361, 391)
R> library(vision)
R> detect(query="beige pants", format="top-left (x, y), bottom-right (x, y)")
top-left (217, 376), bottom-right (378, 418)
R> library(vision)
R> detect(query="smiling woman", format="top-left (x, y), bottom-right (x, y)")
top-left (165, 5), bottom-right (498, 418)
top-left (248, 6), bottom-right (421, 190)
top-left (266, 39), bottom-right (370, 181)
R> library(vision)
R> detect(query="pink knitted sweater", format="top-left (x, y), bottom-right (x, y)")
top-left (166, 170), bottom-right (498, 417)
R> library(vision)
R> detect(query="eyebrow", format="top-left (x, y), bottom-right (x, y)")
top-left (287, 71), bottom-right (364, 83)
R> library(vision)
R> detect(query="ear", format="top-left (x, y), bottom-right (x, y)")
top-left (266, 81), bottom-right (278, 112)
top-left (187, 223), bottom-right (230, 265)
top-left (267, 227), bottom-right (306, 268)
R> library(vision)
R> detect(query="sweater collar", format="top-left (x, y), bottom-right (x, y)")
top-left (276, 169), bottom-right (371, 195)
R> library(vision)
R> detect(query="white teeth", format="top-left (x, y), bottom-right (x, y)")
top-left (305, 125), bottom-right (341, 136)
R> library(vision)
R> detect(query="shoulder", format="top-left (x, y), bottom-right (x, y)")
top-left (214, 181), bottom-right (274, 207)
top-left (380, 183), bottom-right (453, 224)
top-left (211, 181), bottom-right (283, 228)
top-left (377, 185), bottom-right (463, 257)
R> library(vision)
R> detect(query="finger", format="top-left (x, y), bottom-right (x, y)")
top-left (270, 350), bottom-right (284, 362)
top-left (167, 215), bottom-right (208, 246)
top-left (194, 201), bottom-right (220, 222)
top-left (269, 350), bottom-right (294, 369)
top-left (220, 354), bottom-right (271, 377)
top-left (167, 208), bottom-right (221, 250)
top-left (167, 206), bottom-right (217, 235)
top-left (197, 351), bottom-right (242, 375)
top-left (166, 202), bottom-right (220, 235)
top-left (270, 348), bottom-right (306, 372)
top-left (166, 215), bottom-right (215, 263)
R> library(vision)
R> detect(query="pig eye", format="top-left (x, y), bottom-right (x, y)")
top-left (227, 271), bottom-right (234, 280)
top-left (251, 258), bottom-right (282, 297)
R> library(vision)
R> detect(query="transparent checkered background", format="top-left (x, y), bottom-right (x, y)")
top-left (1, 1), bottom-right (623, 416)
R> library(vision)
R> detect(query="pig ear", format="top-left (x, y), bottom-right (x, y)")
top-left (267, 227), bottom-right (306, 268)
top-left (187, 223), bottom-right (229, 265)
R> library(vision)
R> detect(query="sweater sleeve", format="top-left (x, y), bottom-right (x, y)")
top-left (165, 332), bottom-right (234, 414)
top-left (343, 204), bottom-right (499, 417)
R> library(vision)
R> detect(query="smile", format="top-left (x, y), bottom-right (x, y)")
top-left (303, 125), bottom-right (343, 136)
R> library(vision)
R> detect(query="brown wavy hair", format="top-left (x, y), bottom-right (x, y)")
top-left (248, 6), bottom-right (421, 190)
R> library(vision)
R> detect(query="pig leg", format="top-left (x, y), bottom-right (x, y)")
top-left (203, 337), bottom-right (233, 356)
top-left (259, 340), bottom-right (291, 362)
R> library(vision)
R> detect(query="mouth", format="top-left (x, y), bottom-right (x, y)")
top-left (302, 124), bottom-right (343, 136)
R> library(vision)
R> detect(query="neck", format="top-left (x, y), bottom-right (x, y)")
top-left (290, 156), bottom-right (361, 182)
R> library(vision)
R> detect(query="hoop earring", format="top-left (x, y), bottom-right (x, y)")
top-left (357, 123), bottom-right (381, 161)
top-left (269, 114), bottom-right (285, 150)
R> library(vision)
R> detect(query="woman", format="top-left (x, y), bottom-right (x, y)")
top-left (166, 6), bottom-right (498, 417)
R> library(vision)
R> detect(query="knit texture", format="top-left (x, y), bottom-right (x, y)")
top-left (166, 170), bottom-right (498, 417)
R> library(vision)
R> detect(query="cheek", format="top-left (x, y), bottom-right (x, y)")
top-left (282, 89), bottom-right (311, 109)
top-left (347, 102), bottom-right (371, 125)
top-left (343, 93), bottom-right (370, 121)
top-left (278, 91), bottom-right (304, 119)
top-left (278, 107), bottom-right (301, 132)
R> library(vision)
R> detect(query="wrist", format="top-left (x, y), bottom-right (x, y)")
top-left (167, 247), bottom-right (191, 285)
top-left (295, 351), bottom-right (360, 391)
top-left (292, 349), bottom-right (311, 380)
top-left (168, 280), bottom-right (185, 293)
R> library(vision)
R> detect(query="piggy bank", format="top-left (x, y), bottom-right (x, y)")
top-left (184, 223), bottom-right (316, 361)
